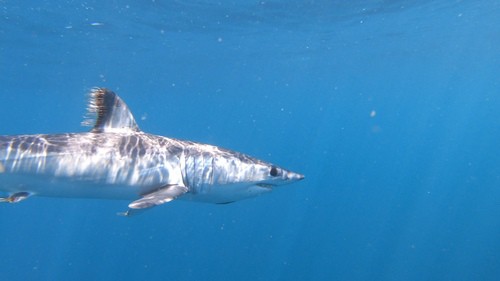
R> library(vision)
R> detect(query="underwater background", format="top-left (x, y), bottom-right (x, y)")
top-left (1, 1), bottom-right (499, 280)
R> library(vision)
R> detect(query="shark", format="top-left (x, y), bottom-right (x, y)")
top-left (0, 88), bottom-right (304, 215)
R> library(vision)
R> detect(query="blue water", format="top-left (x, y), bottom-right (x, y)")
top-left (1, 1), bottom-right (499, 280)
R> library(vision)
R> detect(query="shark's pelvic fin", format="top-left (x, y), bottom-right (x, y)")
top-left (0, 192), bottom-right (33, 203)
top-left (118, 185), bottom-right (188, 216)
top-left (82, 88), bottom-right (140, 133)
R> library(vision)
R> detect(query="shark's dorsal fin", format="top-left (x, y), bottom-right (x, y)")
top-left (83, 88), bottom-right (140, 133)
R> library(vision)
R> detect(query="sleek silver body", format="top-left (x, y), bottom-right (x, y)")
top-left (0, 88), bottom-right (304, 215)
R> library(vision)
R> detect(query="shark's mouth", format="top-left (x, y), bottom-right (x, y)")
top-left (256, 183), bottom-right (275, 189)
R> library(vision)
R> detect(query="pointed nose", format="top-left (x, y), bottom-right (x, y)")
top-left (286, 171), bottom-right (305, 182)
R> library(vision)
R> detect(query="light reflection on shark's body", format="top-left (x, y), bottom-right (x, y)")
top-left (0, 88), bottom-right (304, 215)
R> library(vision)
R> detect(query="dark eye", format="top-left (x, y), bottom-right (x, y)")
top-left (270, 166), bottom-right (278, 177)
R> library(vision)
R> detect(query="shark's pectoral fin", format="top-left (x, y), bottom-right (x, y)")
top-left (0, 192), bottom-right (32, 203)
top-left (129, 185), bottom-right (188, 209)
top-left (118, 185), bottom-right (188, 216)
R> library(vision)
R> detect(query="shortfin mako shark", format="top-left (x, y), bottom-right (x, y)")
top-left (0, 88), bottom-right (304, 215)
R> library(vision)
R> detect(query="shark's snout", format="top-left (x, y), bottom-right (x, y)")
top-left (256, 167), bottom-right (304, 189)
top-left (287, 171), bottom-right (305, 181)
top-left (279, 168), bottom-right (304, 183)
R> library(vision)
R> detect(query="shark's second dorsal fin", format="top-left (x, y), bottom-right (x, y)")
top-left (82, 88), bottom-right (140, 133)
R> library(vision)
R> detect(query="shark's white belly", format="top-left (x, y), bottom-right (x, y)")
top-left (0, 172), bottom-right (272, 204)
top-left (180, 183), bottom-right (272, 204)
top-left (0, 173), bottom-right (145, 200)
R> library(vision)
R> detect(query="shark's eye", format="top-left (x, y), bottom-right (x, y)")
top-left (270, 166), bottom-right (278, 177)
